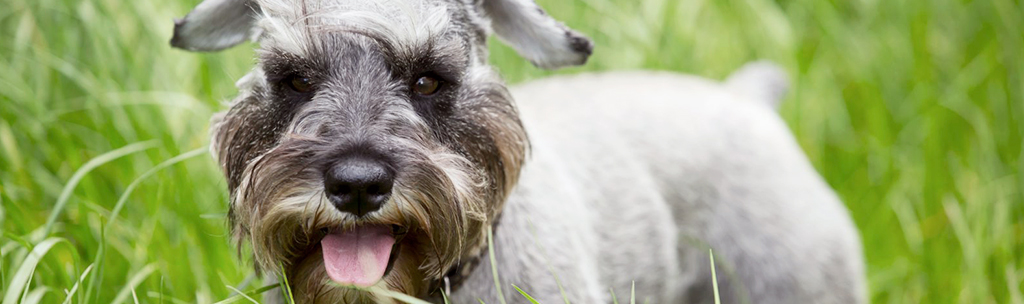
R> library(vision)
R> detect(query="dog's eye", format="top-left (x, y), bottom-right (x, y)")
top-left (286, 75), bottom-right (313, 93)
top-left (412, 76), bottom-right (441, 96)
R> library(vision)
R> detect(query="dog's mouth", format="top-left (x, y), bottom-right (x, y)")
top-left (318, 224), bottom-right (408, 287)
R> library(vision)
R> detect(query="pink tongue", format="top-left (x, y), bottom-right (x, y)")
top-left (321, 226), bottom-right (396, 287)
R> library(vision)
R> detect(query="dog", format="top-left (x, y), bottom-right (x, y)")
top-left (171, 0), bottom-right (865, 303)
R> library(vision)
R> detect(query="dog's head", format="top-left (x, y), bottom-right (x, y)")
top-left (172, 0), bottom-right (590, 301)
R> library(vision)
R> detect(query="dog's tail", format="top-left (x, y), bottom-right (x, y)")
top-left (725, 61), bottom-right (789, 110)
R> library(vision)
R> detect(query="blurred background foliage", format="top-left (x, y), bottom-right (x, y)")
top-left (1, 0), bottom-right (1022, 303)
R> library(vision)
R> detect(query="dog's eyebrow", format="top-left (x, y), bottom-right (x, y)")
top-left (255, 48), bottom-right (327, 87)
top-left (257, 26), bottom-right (468, 88)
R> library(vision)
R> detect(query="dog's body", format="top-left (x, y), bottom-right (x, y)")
top-left (455, 71), bottom-right (864, 303)
top-left (172, 0), bottom-right (864, 302)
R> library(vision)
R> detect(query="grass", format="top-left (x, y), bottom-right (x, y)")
top-left (1, 0), bottom-right (1022, 303)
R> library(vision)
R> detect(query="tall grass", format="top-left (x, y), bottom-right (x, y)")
top-left (1, 0), bottom-right (1021, 303)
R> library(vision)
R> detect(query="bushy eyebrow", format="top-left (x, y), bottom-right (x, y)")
top-left (379, 37), bottom-right (468, 85)
top-left (259, 50), bottom-right (314, 82)
top-left (258, 27), bottom-right (470, 90)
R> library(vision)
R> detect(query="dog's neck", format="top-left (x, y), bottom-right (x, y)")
top-left (423, 212), bottom-right (503, 302)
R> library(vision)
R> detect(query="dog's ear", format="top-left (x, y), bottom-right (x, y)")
top-left (479, 0), bottom-right (593, 69)
top-left (171, 0), bottom-right (260, 52)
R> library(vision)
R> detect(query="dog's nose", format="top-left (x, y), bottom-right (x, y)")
top-left (323, 157), bottom-right (394, 217)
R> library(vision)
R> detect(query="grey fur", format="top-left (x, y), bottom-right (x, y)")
top-left (455, 71), bottom-right (865, 304)
top-left (174, 0), bottom-right (865, 303)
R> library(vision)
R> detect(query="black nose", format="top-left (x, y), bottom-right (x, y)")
top-left (323, 157), bottom-right (394, 217)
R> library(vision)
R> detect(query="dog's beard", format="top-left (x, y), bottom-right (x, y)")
top-left (230, 137), bottom-right (489, 302)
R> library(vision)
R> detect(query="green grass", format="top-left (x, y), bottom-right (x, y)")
top-left (1, 0), bottom-right (1022, 303)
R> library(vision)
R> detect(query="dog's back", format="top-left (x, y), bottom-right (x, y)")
top-left (453, 66), bottom-right (865, 304)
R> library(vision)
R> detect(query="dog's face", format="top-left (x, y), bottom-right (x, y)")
top-left (172, 0), bottom-right (590, 301)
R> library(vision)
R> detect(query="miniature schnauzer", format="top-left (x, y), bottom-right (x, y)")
top-left (172, 0), bottom-right (865, 303)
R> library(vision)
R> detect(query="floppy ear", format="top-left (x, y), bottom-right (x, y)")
top-left (480, 0), bottom-right (593, 69)
top-left (171, 0), bottom-right (260, 52)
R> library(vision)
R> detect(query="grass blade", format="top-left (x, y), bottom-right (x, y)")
top-left (111, 264), bottom-right (157, 304)
top-left (21, 286), bottom-right (49, 304)
top-left (86, 147), bottom-right (208, 300)
top-left (512, 284), bottom-right (540, 304)
top-left (487, 226), bottom-right (507, 304)
top-left (1006, 265), bottom-right (1024, 304)
top-left (224, 285), bottom-right (260, 304)
top-left (109, 147), bottom-right (208, 227)
top-left (2, 237), bottom-right (66, 304)
top-left (42, 140), bottom-right (159, 237)
top-left (710, 249), bottom-right (721, 304)
top-left (630, 281), bottom-right (635, 304)
top-left (213, 284), bottom-right (278, 304)
top-left (60, 264), bottom-right (94, 304)
top-left (278, 263), bottom-right (296, 304)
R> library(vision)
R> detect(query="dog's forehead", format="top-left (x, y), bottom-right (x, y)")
top-left (254, 0), bottom-right (465, 56)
